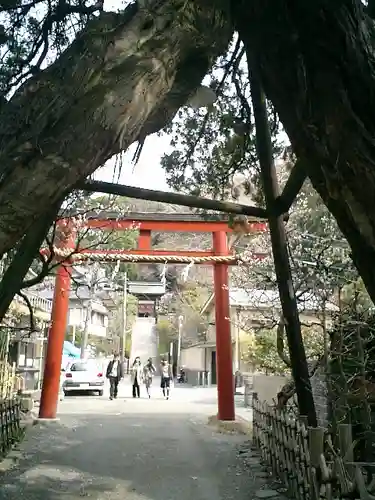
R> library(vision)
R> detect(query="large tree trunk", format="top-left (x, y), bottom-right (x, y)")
top-left (0, 0), bottom-right (231, 255)
top-left (234, 1), bottom-right (375, 302)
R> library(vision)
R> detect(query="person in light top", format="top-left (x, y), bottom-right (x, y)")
top-left (160, 359), bottom-right (173, 400)
top-left (130, 357), bottom-right (143, 398)
top-left (106, 353), bottom-right (124, 400)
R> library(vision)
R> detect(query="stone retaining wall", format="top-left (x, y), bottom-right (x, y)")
top-left (310, 366), bottom-right (328, 428)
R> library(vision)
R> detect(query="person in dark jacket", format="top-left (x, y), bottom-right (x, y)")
top-left (106, 353), bottom-right (124, 400)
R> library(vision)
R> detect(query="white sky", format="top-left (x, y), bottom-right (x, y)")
top-left (92, 134), bottom-right (172, 192)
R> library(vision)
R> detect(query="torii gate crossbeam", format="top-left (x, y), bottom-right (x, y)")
top-left (39, 213), bottom-right (266, 422)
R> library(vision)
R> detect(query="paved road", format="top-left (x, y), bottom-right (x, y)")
top-left (0, 381), bottom-right (258, 500)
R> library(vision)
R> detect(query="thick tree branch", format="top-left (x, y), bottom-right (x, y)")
top-left (0, 0), bottom-right (232, 255)
top-left (277, 357), bottom-right (323, 409)
top-left (275, 160), bottom-right (307, 215)
top-left (248, 53), bottom-right (317, 426)
top-left (79, 180), bottom-right (269, 219)
top-left (276, 316), bottom-right (291, 367)
top-left (17, 291), bottom-right (36, 333)
top-left (0, 199), bottom-right (61, 323)
top-left (234, 1), bottom-right (375, 304)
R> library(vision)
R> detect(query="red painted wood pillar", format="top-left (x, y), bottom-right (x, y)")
top-left (39, 228), bottom-right (74, 419)
top-left (138, 230), bottom-right (151, 250)
top-left (212, 231), bottom-right (235, 421)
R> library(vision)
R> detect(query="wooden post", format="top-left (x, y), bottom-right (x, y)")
top-left (244, 381), bottom-right (252, 407)
top-left (308, 427), bottom-right (325, 500)
top-left (249, 59), bottom-right (317, 427)
top-left (338, 423), bottom-right (354, 486)
top-left (213, 231), bottom-right (235, 421)
top-left (299, 415), bottom-right (308, 428)
top-left (338, 424), bottom-right (354, 462)
top-left (138, 229), bottom-right (151, 250)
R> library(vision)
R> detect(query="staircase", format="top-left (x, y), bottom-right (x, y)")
top-left (130, 317), bottom-right (158, 364)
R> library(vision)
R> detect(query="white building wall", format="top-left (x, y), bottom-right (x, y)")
top-left (88, 324), bottom-right (107, 338)
top-left (68, 307), bottom-right (83, 326)
top-left (180, 347), bottom-right (205, 371)
top-left (68, 306), bottom-right (108, 338)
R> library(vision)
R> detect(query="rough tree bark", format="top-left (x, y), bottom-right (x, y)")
top-left (0, 199), bottom-right (62, 323)
top-left (233, 0), bottom-right (375, 302)
top-left (3, 0), bottom-right (375, 310)
top-left (0, 0), bottom-right (231, 255)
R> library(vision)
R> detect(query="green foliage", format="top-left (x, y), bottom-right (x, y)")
top-left (90, 335), bottom-right (128, 357)
top-left (0, 0), bottom-right (106, 96)
top-left (107, 293), bottom-right (137, 340)
top-left (329, 305), bottom-right (375, 461)
top-left (234, 172), bottom-right (357, 327)
top-left (157, 280), bottom-right (210, 346)
top-left (156, 318), bottom-right (177, 354)
top-left (65, 326), bottom-right (83, 347)
top-left (247, 329), bottom-right (286, 374)
top-left (286, 178), bottom-right (356, 293)
top-left (247, 326), bottom-right (324, 375)
top-left (340, 278), bottom-right (374, 315)
top-left (67, 193), bottom-right (139, 282)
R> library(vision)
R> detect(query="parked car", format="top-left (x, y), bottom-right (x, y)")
top-left (62, 359), bottom-right (104, 396)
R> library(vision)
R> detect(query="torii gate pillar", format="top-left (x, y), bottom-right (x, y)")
top-left (39, 228), bottom-right (74, 419)
top-left (213, 231), bottom-right (235, 421)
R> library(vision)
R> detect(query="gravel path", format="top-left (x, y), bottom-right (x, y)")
top-left (0, 386), bottom-right (280, 500)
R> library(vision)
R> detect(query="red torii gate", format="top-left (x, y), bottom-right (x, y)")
top-left (38, 213), bottom-right (266, 421)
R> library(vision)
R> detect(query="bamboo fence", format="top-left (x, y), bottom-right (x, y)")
top-left (252, 393), bottom-right (375, 500)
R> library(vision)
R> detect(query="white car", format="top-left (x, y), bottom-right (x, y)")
top-left (62, 359), bottom-right (105, 396)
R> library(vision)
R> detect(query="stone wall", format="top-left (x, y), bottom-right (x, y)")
top-left (252, 374), bottom-right (288, 405)
top-left (310, 365), bottom-right (328, 428)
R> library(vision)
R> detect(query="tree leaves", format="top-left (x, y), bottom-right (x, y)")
top-left (0, 0), bottom-right (104, 95)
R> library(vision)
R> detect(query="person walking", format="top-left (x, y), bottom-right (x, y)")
top-left (160, 359), bottom-right (173, 400)
top-left (143, 357), bottom-right (156, 398)
top-left (106, 353), bottom-right (124, 400)
top-left (130, 357), bottom-right (143, 398)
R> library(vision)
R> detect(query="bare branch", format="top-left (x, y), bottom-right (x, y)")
top-left (274, 159), bottom-right (307, 215)
top-left (276, 316), bottom-right (291, 367)
top-left (16, 291), bottom-right (36, 333)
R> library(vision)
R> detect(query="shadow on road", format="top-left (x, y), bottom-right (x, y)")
top-left (0, 410), bottom-right (253, 500)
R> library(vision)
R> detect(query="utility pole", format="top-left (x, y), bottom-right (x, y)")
top-left (235, 308), bottom-right (240, 372)
top-left (120, 272), bottom-right (127, 364)
top-left (80, 299), bottom-right (92, 359)
top-left (177, 315), bottom-right (183, 372)
top-left (169, 341), bottom-right (173, 366)
top-left (80, 266), bottom-right (96, 359)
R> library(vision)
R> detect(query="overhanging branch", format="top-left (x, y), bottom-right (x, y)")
top-left (17, 291), bottom-right (36, 333)
top-left (0, 199), bottom-right (61, 323)
top-left (78, 180), bottom-right (269, 220)
top-left (0, 0), bottom-right (233, 257)
top-left (275, 160), bottom-right (307, 215)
